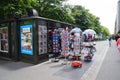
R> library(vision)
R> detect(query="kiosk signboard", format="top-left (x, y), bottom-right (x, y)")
top-left (20, 24), bottom-right (33, 55)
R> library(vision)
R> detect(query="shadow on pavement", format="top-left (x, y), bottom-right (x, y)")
top-left (0, 59), bottom-right (33, 71)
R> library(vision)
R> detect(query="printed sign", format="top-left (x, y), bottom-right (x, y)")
top-left (20, 25), bottom-right (33, 55)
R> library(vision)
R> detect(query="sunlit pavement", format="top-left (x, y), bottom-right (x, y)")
top-left (80, 40), bottom-right (109, 80)
top-left (0, 40), bottom-right (119, 80)
top-left (96, 40), bottom-right (120, 80)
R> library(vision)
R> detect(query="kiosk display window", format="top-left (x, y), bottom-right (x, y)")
top-left (0, 27), bottom-right (8, 52)
top-left (38, 20), bottom-right (47, 55)
top-left (38, 25), bottom-right (47, 54)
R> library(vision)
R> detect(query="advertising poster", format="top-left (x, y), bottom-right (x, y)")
top-left (0, 27), bottom-right (8, 52)
top-left (20, 24), bottom-right (33, 55)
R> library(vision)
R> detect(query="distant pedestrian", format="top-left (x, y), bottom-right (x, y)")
top-left (108, 36), bottom-right (112, 47)
top-left (116, 38), bottom-right (120, 53)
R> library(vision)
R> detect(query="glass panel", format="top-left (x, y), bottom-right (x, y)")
top-left (0, 23), bottom-right (8, 53)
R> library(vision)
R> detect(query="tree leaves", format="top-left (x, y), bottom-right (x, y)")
top-left (0, 0), bottom-right (110, 36)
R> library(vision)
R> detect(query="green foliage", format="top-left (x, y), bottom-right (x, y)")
top-left (101, 26), bottom-right (110, 37)
top-left (70, 5), bottom-right (101, 33)
top-left (36, 0), bottom-right (73, 23)
top-left (0, 0), bottom-right (39, 19)
top-left (0, 0), bottom-right (111, 35)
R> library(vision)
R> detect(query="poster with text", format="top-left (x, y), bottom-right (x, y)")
top-left (20, 25), bottom-right (33, 55)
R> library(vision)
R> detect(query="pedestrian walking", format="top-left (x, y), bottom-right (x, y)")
top-left (108, 36), bottom-right (112, 47)
top-left (116, 38), bottom-right (120, 53)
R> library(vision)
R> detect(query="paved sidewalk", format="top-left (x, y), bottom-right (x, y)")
top-left (0, 58), bottom-right (72, 80)
top-left (0, 41), bottom-right (109, 80)
top-left (96, 40), bottom-right (120, 80)
top-left (80, 40), bottom-right (109, 80)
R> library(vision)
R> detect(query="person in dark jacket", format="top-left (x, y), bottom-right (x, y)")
top-left (115, 30), bottom-right (120, 41)
top-left (115, 33), bottom-right (120, 42)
